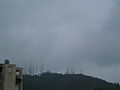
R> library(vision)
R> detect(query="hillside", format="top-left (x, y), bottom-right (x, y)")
top-left (23, 73), bottom-right (120, 90)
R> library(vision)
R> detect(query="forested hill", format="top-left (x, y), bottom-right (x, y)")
top-left (23, 73), bottom-right (120, 90)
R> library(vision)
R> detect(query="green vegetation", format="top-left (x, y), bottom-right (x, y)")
top-left (23, 72), bottom-right (120, 90)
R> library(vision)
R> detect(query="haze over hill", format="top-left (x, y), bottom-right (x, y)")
top-left (0, 0), bottom-right (120, 83)
top-left (23, 73), bottom-right (120, 90)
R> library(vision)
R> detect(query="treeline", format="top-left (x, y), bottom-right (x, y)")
top-left (23, 72), bottom-right (120, 90)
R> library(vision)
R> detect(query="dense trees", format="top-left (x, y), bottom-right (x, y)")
top-left (23, 73), bottom-right (120, 90)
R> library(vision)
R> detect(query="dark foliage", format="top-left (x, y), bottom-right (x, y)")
top-left (23, 73), bottom-right (120, 90)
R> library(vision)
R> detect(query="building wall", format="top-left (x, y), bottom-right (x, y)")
top-left (3, 64), bottom-right (16, 90)
top-left (0, 64), bottom-right (23, 90)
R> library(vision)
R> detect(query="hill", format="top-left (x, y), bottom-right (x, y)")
top-left (23, 72), bottom-right (120, 90)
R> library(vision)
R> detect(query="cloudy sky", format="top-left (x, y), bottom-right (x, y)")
top-left (0, 0), bottom-right (120, 82)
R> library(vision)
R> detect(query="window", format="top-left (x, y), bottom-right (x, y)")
top-left (16, 70), bottom-right (21, 84)
top-left (16, 71), bottom-right (20, 77)
top-left (8, 66), bottom-right (13, 72)
top-left (16, 70), bottom-right (21, 78)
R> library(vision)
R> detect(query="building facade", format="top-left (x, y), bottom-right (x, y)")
top-left (0, 60), bottom-right (23, 90)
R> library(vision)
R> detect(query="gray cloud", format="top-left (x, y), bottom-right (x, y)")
top-left (91, 0), bottom-right (120, 66)
top-left (0, 0), bottom-right (120, 82)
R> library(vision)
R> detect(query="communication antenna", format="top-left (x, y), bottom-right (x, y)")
top-left (70, 67), bottom-right (75, 74)
top-left (80, 68), bottom-right (84, 74)
top-left (65, 68), bottom-right (70, 74)
top-left (32, 64), bottom-right (34, 75)
top-left (40, 60), bottom-right (44, 74)
top-left (36, 64), bottom-right (38, 75)
top-left (28, 65), bottom-right (32, 75)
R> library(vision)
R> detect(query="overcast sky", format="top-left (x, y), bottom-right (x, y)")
top-left (0, 0), bottom-right (120, 82)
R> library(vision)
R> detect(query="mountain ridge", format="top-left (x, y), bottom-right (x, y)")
top-left (23, 72), bottom-right (120, 90)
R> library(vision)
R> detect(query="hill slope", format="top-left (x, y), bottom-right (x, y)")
top-left (23, 73), bottom-right (120, 90)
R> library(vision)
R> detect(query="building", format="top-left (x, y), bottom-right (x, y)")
top-left (0, 60), bottom-right (23, 90)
